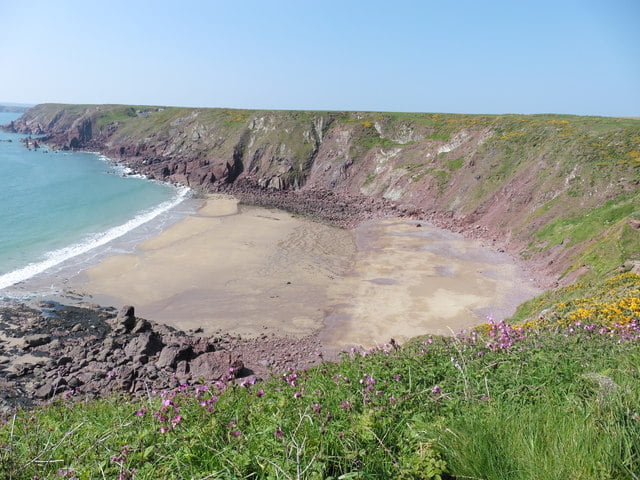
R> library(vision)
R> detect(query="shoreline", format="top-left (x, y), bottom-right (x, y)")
top-left (0, 153), bottom-right (198, 300)
top-left (64, 194), bottom-right (542, 349)
top-left (69, 194), bottom-right (357, 339)
top-left (0, 131), bottom-right (552, 410)
top-left (0, 194), bottom-right (544, 412)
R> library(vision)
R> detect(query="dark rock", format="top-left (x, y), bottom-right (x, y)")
top-left (133, 354), bottom-right (148, 365)
top-left (66, 376), bottom-right (82, 388)
top-left (131, 318), bottom-right (150, 334)
top-left (124, 331), bottom-right (163, 357)
top-left (189, 352), bottom-right (227, 381)
top-left (156, 344), bottom-right (193, 369)
top-left (57, 356), bottom-right (73, 366)
top-left (69, 346), bottom-right (88, 360)
top-left (175, 360), bottom-right (190, 381)
top-left (189, 352), bottom-right (243, 381)
top-left (156, 345), bottom-right (181, 369)
top-left (9, 363), bottom-right (33, 377)
top-left (96, 348), bottom-right (112, 362)
top-left (53, 377), bottom-right (67, 389)
top-left (116, 366), bottom-right (136, 392)
top-left (23, 334), bottom-right (51, 349)
top-left (35, 383), bottom-right (54, 399)
top-left (114, 305), bottom-right (136, 332)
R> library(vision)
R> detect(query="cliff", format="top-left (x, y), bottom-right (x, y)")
top-left (5, 104), bottom-right (640, 283)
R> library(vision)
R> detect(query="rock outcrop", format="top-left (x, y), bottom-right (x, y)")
top-left (0, 301), bottom-right (323, 416)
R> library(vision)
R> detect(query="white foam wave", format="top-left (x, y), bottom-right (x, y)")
top-left (96, 154), bottom-right (136, 177)
top-left (0, 186), bottom-right (190, 290)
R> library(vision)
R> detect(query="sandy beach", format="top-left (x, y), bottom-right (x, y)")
top-left (73, 194), bottom-right (540, 348)
top-left (73, 194), bottom-right (354, 338)
top-left (321, 219), bottom-right (540, 348)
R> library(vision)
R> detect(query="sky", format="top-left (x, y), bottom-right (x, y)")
top-left (1, 0), bottom-right (638, 116)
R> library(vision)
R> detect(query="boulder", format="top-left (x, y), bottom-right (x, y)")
top-left (124, 331), bottom-right (163, 357)
top-left (131, 318), bottom-right (150, 334)
top-left (189, 352), bottom-right (244, 381)
top-left (22, 334), bottom-right (51, 349)
top-left (114, 305), bottom-right (136, 332)
top-left (34, 383), bottom-right (54, 399)
top-left (116, 366), bottom-right (137, 392)
top-left (156, 345), bottom-right (193, 369)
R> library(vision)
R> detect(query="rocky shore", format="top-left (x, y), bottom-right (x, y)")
top-left (0, 301), bottom-right (325, 416)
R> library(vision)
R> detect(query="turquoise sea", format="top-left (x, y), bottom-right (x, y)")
top-left (0, 111), bottom-right (192, 296)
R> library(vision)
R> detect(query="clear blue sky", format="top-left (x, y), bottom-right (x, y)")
top-left (1, 0), bottom-right (638, 116)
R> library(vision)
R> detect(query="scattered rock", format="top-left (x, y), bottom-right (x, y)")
top-left (0, 301), bottom-right (325, 414)
top-left (57, 356), bottom-right (73, 366)
top-left (124, 331), bottom-right (163, 357)
top-left (131, 318), bottom-right (150, 334)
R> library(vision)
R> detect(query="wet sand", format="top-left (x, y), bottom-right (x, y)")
top-left (74, 194), bottom-right (355, 338)
top-left (73, 195), bottom-right (540, 348)
top-left (321, 219), bottom-right (540, 348)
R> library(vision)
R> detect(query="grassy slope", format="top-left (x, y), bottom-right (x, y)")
top-left (1, 273), bottom-right (638, 479)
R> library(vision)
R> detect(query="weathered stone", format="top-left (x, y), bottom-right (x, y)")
top-left (124, 332), bottom-right (163, 357)
top-left (22, 334), bottom-right (51, 349)
top-left (133, 354), bottom-right (148, 365)
top-left (131, 318), bottom-right (150, 334)
top-left (116, 366), bottom-right (136, 392)
top-left (189, 352), bottom-right (242, 381)
top-left (69, 346), bottom-right (87, 359)
top-left (189, 352), bottom-right (226, 381)
top-left (34, 383), bottom-right (54, 399)
top-left (114, 305), bottom-right (136, 332)
top-left (53, 377), bottom-right (67, 388)
top-left (57, 356), bottom-right (73, 366)
top-left (8, 362), bottom-right (34, 377)
top-left (175, 360), bottom-right (190, 380)
top-left (156, 345), bottom-right (193, 369)
top-left (102, 337), bottom-right (119, 351)
top-left (66, 376), bottom-right (82, 388)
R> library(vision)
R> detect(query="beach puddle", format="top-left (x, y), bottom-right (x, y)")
top-left (73, 196), bottom-right (540, 347)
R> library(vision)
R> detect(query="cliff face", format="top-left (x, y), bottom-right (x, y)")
top-left (6, 104), bottom-right (640, 283)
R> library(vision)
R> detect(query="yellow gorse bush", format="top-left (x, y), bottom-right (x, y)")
top-left (478, 273), bottom-right (640, 332)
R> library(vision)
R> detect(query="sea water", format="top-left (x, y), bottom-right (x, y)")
top-left (0, 111), bottom-right (193, 297)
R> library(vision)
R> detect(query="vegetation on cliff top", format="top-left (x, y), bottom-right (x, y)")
top-left (2, 273), bottom-right (639, 479)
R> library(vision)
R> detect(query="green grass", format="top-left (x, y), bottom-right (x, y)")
top-left (533, 193), bottom-right (639, 250)
top-left (525, 192), bottom-right (640, 279)
top-left (446, 157), bottom-right (464, 171)
top-left (363, 172), bottom-right (377, 186)
top-left (2, 275), bottom-right (639, 479)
